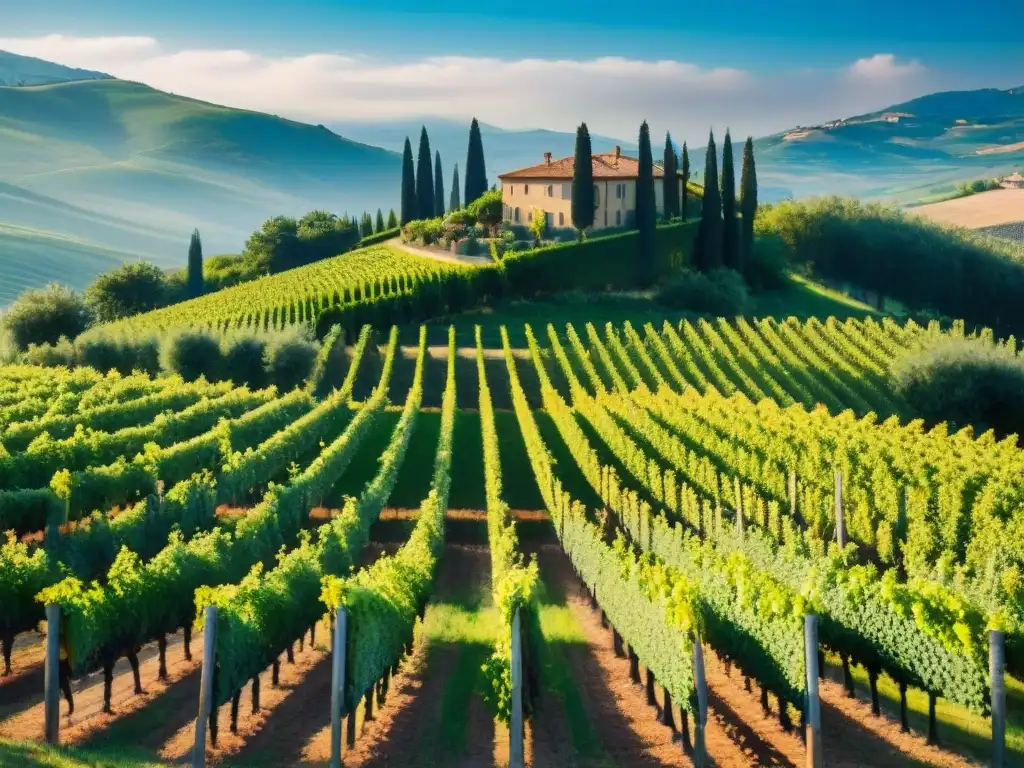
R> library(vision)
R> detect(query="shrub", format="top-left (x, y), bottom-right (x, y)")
top-left (466, 189), bottom-right (503, 234)
top-left (2, 284), bottom-right (93, 350)
top-left (268, 335), bottom-right (319, 391)
top-left (444, 208), bottom-right (475, 226)
top-left (222, 336), bottom-right (269, 389)
top-left (528, 210), bottom-right (547, 244)
top-left (23, 337), bottom-right (76, 368)
top-left (745, 234), bottom-right (790, 291)
top-left (162, 330), bottom-right (223, 382)
top-left (306, 325), bottom-right (347, 398)
top-left (86, 262), bottom-right (168, 322)
top-left (77, 336), bottom-right (124, 374)
top-left (892, 338), bottom-right (1024, 437)
top-left (656, 268), bottom-right (748, 314)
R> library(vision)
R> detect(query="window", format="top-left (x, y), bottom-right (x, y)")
top-left (545, 212), bottom-right (553, 228)
top-left (616, 210), bottom-right (621, 226)
top-left (615, 184), bottom-right (621, 199)
top-left (593, 184), bottom-right (600, 207)
top-left (562, 183), bottom-right (571, 199)
top-left (558, 212), bottom-right (564, 226)
top-left (514, 207), bottom-right (520, 222)
top-left (509, 185), bottom-right (514, 196)
top-left (527, 211), bottom-right (532, 222)
top-left (547, 185), bottom-right (553, 197)
top-left (525, 184), bottom-right (530, 194)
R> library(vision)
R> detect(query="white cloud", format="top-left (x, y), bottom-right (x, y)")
top-left (848, 53), bottom-right (925, 81)
top-left (0, 35), bottom-right (938, 140)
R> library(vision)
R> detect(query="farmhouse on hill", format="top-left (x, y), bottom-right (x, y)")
top-left (1002, 172), bottom-right (1024, 189)
top-left (498, 146), bottom-right (684, 232)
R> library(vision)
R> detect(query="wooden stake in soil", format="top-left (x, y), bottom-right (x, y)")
top-left (628, 646), bottom-right (641, 684)
top-left (330, 607), bottom-right (348, 768)
top-left (834, 471), bottom-right (846, 548)
top-left (927, 692), bottom-right (939, 745)
top-left (510, 607), bottom-right (525, 768)
top-left (899, 680), bottom-right (909, 733)
top-left (991, 630), bottom-right (1006, 767)
top-left (804, 615), bottom-right (823, 768)
top-left (43, 603), bottom-right (61, 745)
top-left (868, 667), bottom-right (881, 716)
top-left (645, 668), bottom-right (656, 706)
top-left (691, 634), bottom-right (708, 768)
top-left (192, 605), bottom-right (218, 768)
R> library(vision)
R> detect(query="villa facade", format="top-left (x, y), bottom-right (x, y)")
top-left (497, 146), bottom-right (684, 232)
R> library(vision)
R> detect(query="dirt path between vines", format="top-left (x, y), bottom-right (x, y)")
top-left (0, 627), bottom-right (202, 745)
top-left (209, 544), bottom-right (496, 768)
top-left (0, 632), bottom-right (46, 717)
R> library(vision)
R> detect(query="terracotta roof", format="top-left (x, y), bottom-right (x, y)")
top-left (498, 151), bottom-right (672, 180)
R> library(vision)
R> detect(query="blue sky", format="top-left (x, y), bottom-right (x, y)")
top-left (2, 0), bottom-right (1021, 141)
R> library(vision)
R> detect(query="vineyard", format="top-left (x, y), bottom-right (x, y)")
top-left (1, 315), bottom-right (1021, 767)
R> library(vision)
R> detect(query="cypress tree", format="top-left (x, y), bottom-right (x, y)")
top-left (449, 164), bottom-right (461, 211)
top-left (434, 150), bottom-right (445, 217)
top-left (416, 127), bottom-right (435, 220)
top-left (681, 143), bottom-right (691, 221)
top-left (636, 121), bottom-right (657, 285)
top-left (187, 228), bottom-right (204, 299)
top-left (721, 129), bottom-right (739, 270)
top-left (464, 117), bottom-right (488, 206)
top-left (663, 132), bottom-right (679, 219)
top-left (400, 138), bottom-right (416, 226)
top-left (740, 136), bottom-right (758, 273)
top-left (375, 209), bottom-right (385, 234)
top-left (571, 122), bottom-right (595, 236)
top-left (387, 209), bottom-right (398, 229)
top-left (696, 130), bottom-right (722, 271)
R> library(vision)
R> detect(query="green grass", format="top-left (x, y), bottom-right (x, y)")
top-left (747, 273), bottom-right (881, 319)
top-left (0, 739), bottom-right (168, 768)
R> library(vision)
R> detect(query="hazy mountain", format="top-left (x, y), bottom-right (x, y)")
top-left (0, 49), bottom-right (111, 86)
top-left (331, 118), bottom-right (638, 187)
top-left (0, 75), bottom-right (400, 304)
top-left (746, 85), bottom-right (1024, 202)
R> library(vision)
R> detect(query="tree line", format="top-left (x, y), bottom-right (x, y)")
top-left (567, 121), bottom-right (758, 286)
top-left (400, 118), bottom-right (489, 225)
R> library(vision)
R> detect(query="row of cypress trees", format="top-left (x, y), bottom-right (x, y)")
top-left (354, 209), bottom-right (399, 239)
top-left (692, 130), bottom-right (758, 274)
top-left (569, 120), bottom-right (758, 282)
top-left (400, 118), bottom-right (489, 225)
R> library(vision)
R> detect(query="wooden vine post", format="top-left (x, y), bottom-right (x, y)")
top-left (192, 605), bottom-right (218, 768)
top-left (510, 607), bottom-right (525, 768)
top-left (991, 630), bottom-right (1006, 768)
top-left (834, 471), bottom-right (846, 548)
top-left (804, 615), bottom-right (823, 768)
top-left (43, 603), bottom-right (61, 745)
top-left (691, 632), bottom-right (709, 768)
top-left (330, 607), bottom-right (348, 768)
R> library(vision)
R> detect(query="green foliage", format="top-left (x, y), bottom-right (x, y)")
top-left (680, 142), bottom-right (691, 223)
top-left (401, 138), bottom-right (417, 226)
top-left (953, 178), bottom-right (1001, 198)
top-left (721, 130), bottom-right (740, 271)
top-left (267, 334), bottom-right (319, 392)
top-left (243, 211), bottom-right (359, 276)
top-left (745, 234), bottom-right (789, 291)
top-left (636, 121), bottom-right (657, 286)
top-left (663, 132), bottom-right (679, 220)
top-left (465, 117), bottom-right (488, 208)
top-left (656, 268), bottom-right (748, 314)
top-left (86, 262), bottom-right (169, 323)
top-left (188, 229), bottom-right (204, 300)
top-left (740, 136), bottom-right (758, 272)
top-left (416, 127), bottom-right (435, 221)
top-left (571, 123), bottom-right (595, 232)
top-left (694, 131), bottom-right (722, 271)
top-left (466, 188), bottom-right (503, 234)
top-left (222, 335), bottom-right (269, 389)
top-left (3, 284), bottom-right (93, 350)
top-left (434, 150), bottom-right (446, 218)
top-left (758, 196), bottom-right (1024, 336)
top-left (161, 330), bottom-right (222, 382)
top-left (528, 209), bottom-right (547, 243)
top-left (892, 337), bottom-right (1024, 437)
top-left (449, 163), bottom-right (461, 212)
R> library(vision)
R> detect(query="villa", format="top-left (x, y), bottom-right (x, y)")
top-left (497, 146), bottom-right (685, 232)
top-left (1002, 172), bottom-right (1024, 189)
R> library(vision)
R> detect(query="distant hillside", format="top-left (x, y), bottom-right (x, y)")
top-left (0, 49), bottom-right (110, 86)
top-left (750, 85), bottom-right (1024, 202)
top-left (331, 118), bottom-right (638, 184)
top-left (0, 76), bottom-right (401, 301)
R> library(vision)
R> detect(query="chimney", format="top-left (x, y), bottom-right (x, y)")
top-left (614, 145), bottom-right (621, 160)
top-left (544, 152), bottom-right (552, 165)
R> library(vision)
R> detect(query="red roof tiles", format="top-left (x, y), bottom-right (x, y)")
top-left (498, 150), bottom-right (671, 180)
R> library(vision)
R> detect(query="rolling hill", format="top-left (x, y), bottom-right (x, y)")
top-left (0, 50), bottom-right (110, 87)
top-left (0, 74), bottom-right (401, 303)
top-left (750, 85), bottom-right (1024, 202)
